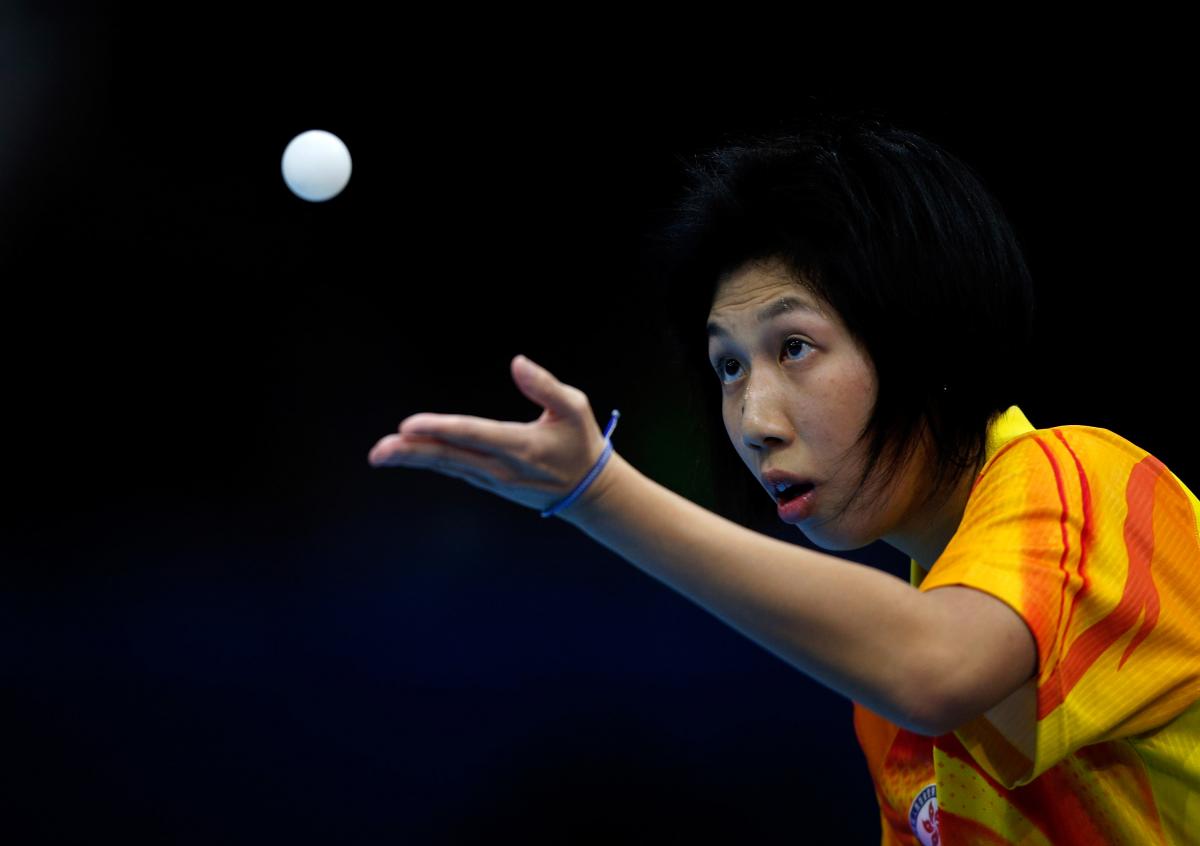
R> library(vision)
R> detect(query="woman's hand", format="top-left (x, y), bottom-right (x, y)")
top-left (368, 355), bottom-right (614, 516)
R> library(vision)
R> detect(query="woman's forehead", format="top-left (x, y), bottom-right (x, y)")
top-left (707, 261), bottom-right (831, 325)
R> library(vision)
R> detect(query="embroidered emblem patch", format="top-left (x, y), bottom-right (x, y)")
top-left (908, 783), bottom-right (939, 846)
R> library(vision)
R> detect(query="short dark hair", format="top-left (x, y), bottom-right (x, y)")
top-left (646, 110), bottom-right (1037, 530)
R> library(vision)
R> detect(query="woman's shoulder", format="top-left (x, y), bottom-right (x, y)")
top-left (984, 416), bottom-right (1164, 476)
top-left (981, 419), bottom-right (1200, 519)
top-left (1023, 423), bottom-right (1150, 462)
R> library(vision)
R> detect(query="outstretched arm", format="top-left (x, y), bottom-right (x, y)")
top-left (561, 448), bottom-right (1035, 735)
top-left (369, 355), bottom-right (1035, 736)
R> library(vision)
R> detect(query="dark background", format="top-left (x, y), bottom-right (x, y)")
top-left (2, 8), bottom-right (1194, 844)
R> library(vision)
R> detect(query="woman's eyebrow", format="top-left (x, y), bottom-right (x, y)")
top-left (706, 296), bottom-right (822, 339)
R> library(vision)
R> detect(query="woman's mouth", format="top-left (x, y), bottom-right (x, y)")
top-left (776, 482), bottom-right (816, 522)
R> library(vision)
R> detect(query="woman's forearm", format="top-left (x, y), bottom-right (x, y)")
top-left (561, 451), bottom-right (948, 734)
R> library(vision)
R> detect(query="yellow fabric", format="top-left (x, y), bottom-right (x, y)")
top-left (855, 405), bottom-right (1200, 844)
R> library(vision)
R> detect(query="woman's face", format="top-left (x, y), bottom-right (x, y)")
top-left (705, 258), bottom-right (930, 551)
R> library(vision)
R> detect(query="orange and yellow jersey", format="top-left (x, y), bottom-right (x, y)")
top-left (853, 406), bottom-right (1200, 845)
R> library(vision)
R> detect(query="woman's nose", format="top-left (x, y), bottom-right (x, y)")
top-left (739, 378), bottom-right (792, 449)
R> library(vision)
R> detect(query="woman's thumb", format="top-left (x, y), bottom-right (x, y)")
top-left (512, 354), bottom-right (576, 417)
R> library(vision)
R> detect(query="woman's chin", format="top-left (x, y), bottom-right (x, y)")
top-left (796, 523), bottom-right (874, 553)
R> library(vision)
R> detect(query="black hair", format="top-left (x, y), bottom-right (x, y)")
top-left (645, 110), bottom-right (1037, 531)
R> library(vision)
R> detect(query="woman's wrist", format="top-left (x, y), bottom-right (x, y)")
top-left (557, 449), bottom-right (631, 528)
top-left (541, 409), bottom-right (621, 519)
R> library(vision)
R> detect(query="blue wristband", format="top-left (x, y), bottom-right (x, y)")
top-left (540, 409), bottom-right (620, 518)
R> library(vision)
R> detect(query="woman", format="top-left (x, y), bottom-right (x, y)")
top-left (367, 113), bottom-right (1200, 845)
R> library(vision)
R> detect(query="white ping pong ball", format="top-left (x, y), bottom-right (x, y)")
top-left (281, 130), bottom-right (352, 202)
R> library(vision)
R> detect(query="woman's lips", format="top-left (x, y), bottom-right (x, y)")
top-left (777, 484), bottom-right (816, 522)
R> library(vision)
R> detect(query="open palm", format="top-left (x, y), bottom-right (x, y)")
top-left (368, 354), bottom-right (614, 515)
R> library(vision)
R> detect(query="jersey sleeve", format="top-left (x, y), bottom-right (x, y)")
top-left (916, 429), bottom-right (1200, 788)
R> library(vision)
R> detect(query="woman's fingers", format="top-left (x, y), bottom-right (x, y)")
top-left (511, 355), bottom-right (585, 420)
top-left (398, 414), bottom-right (529, 459)
top-left (369, 432), bottom-right (516, 483)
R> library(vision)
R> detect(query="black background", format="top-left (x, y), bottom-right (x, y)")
top-left (2, 8), bottom-right (1194, 844)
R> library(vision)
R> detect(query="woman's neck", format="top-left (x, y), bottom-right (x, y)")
top-left (886, 462), bottom-right (980, 571)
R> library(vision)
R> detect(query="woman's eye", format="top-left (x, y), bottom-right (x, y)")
top-left (713, 337), bottom-right (813, 384)
top-left (715, 357), bottom-right (741, 383)
top-left (783, 337), bottom-right (813, 361)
